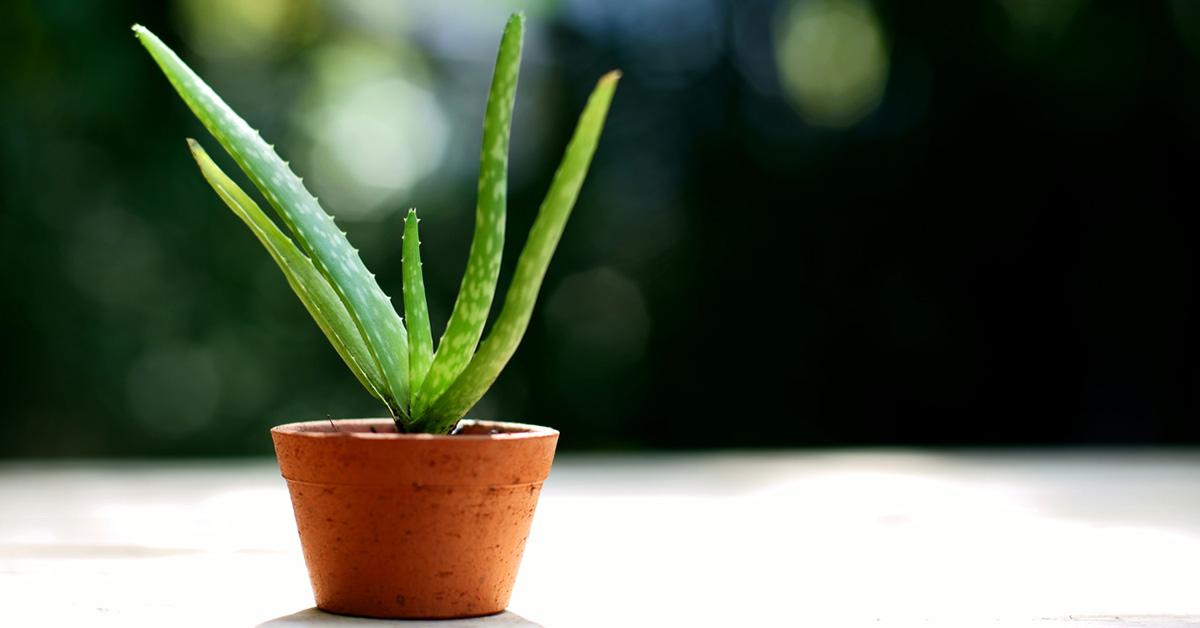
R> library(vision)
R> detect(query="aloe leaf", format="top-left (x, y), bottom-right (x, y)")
top-left (411, 13), bottom-right (524, 418)
top-left (187, 140), bottom-right (393, 411)
top-left (402, 209), bottom-right (434, 399)
top-left (133, 25), bottom-right (411, 417)
top-left (419, 71), bottom-right (621, 433)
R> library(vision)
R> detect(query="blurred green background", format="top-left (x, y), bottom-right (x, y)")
top-left (3, 0), bottom-right (1199, 456)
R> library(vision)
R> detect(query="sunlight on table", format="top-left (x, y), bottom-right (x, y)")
top-left (2, 452), bottom-right (1198, 626)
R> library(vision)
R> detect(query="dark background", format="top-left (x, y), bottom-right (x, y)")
top-left (2, 0), bottom-right (1198, 456)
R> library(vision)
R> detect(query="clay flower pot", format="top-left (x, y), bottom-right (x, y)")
top-left (270, 418), bottom-right (559, 619)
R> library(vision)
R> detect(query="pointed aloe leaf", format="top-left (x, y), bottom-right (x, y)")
top-left (412, 13), bottom-right (524, 418)
top-left (403, 209), bottom-right (434, 399)
top-left (187, 140), bottom-right (393, 411)
top-left (417, 71), bottom-right (621, 433)
top-left (133, 25), bottom-right (411, 417)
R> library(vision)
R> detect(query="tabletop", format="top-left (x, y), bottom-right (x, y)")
top-left (2, 450), bottom-right (1198, 627)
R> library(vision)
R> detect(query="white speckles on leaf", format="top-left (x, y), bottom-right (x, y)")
top-left (408, 15), bottom-right (523, 424)
top-left (184, 139), bottom-right (391, 409)
top-left (144, 20), bottom-right (414, 406)
top-left (419, 62), bottom-right (617, 431)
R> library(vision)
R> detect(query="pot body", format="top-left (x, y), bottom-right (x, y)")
top-left (271, 418), bottom-right (558, 619)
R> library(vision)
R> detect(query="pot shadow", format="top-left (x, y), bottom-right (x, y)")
top-left (257, 608), bottom-right (544, 627)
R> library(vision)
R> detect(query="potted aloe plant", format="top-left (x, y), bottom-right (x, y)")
top-left (133, 13), bottom-right (617, 619)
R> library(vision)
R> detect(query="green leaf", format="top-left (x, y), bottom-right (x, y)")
top-left (402, 209), bottom-right (434, 399)
top-left (411, 12), bottom-right (524, 418)
top-left (420, 71), bottom-right (621, 433)
top-left (133, 24), bottom-right (412, 418)
top-left (187, 140), bottom-right (393, 411)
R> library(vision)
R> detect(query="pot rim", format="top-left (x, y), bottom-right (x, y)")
top-left (271, 418), bottom-right (558, 442)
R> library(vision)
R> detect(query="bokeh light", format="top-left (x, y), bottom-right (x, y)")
top-left (544, 267), bottom-right (651, 430)
top-left (773, 0), bottom-right (889, 127)
top-left (66, 207), bottom-right (165, 310)
top-left (998, 0), bottom-right (1086, 39)
top-left (994, 0), bottom-right (1087, 58)
top-left (177, 0), bottom-right (316, 60)
top-left (126, 344), bottom-right (222, 437)
top-left (297, 41), bottom-right (448, 218)
top-left (545, 267), bottom-right (651, 369)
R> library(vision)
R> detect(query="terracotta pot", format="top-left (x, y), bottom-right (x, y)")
top-left (270, 418), bottom-right (559, 619)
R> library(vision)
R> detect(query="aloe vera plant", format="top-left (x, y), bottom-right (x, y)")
top-left (134, 14), bottom-right (618, 433)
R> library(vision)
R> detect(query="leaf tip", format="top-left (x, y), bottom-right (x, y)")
top-left (185, 138), bottom-right (207, 164)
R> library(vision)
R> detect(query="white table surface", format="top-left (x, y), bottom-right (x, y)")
top-left (1, 450), bottom-right (1198, 627)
